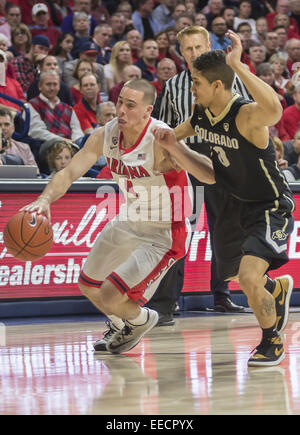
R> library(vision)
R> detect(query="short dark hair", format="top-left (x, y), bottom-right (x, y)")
top-left (123, 78), bottom-right (157, 105)
top-left (193, 49), bottom-right (234, 90)
top-left (0, 108), bottom-right (14, 122)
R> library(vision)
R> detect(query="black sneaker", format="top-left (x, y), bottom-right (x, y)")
top-left (156, 314), bottom-right (175, 327)
top-left (214, 296), bottom-right (245, 313)
top-left (273, 275), bottom-right (293, 333)
top-left (93, 321), bottom-right (120, 352)
top-left (106, 308), bottom-right (159, 354)
top-left (248, 335), bottom-right (285, 367)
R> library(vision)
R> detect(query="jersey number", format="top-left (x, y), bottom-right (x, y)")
top-left (213, 146), bottom-right (230, 167)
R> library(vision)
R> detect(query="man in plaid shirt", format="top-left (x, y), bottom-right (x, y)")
top-left (11, 35), bottom-right (50, 95)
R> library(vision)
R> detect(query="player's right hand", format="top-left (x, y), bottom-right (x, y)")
top-left (20, 196), bottom-right (51, 221)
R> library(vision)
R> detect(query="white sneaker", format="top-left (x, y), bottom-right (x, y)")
top-left (93, 321), bottom-right (120, 352)
top-left (106, 308), bottom-right (159, 354)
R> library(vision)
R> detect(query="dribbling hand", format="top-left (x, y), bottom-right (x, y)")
top-left (20, 197), bottom-right (51, 221)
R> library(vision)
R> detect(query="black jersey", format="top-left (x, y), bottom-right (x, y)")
top-left (190, 95), bottom-right (291, 202)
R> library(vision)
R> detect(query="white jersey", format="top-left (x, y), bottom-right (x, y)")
top-left (103, 117), bottom-right (193, 224)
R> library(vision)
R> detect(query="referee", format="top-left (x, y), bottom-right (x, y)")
top-left (147, 26), bottom-right (250, 322)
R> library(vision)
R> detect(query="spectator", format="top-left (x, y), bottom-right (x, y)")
top-left (0, 49), bottom-right (26, 112)
top-left (273, 25), bottom-right (288, 59)
top-left (45, 140), bottom-right (78, 178)
top-left (256, 62), bottom-right (286, 109)
top-left (96, 101), bottom-right (116, 126)
top-left (73, 72), bottom-right (101, 134)
top-left (71, 12), bottom-right (90, 57)
top-left (92, 24), bottom-right (112, 65)
top-left (194, 12), bottom-right (208, 28)
top-left (155, 29), bottom-right (183, 73)
top-left (266, 0), bottom-right (298, 32)
top-left (27, 70), bottom-right (83, 144)
top-left (8, 23), bottom-right (32, 57)
top-left (62, 39), bottom-right (108, 100)
top-left (286, 38), bottom-right (300, 76)
top-left (284, 69), bottom-right (300, 106)
top-left (210, 16), bottom-right (231, 51)
top-left (53, 32), bottom-right (75, 72)
top-left (90, 0), bottom-right (110, 25)
top-left (253, 16), bottom-right (268, 43)
top-left (116, 1), bottom-right (133, 29)
top-left (236, 21), bottom-right (255, 51)
top-left (11, 34), bottom-right (50, 94)
top-left (30, 3), bottom-right (61, 47)
top-left (15, 0), bottom-right (54, 28)
top-left (274, 13), bottom-right (300, 40)
top-left (47, 0), bottom-right (72, 28)
top-left (151, 0), bottom-right (176, 32)
top-left (272, 136), bottom-right (288, 170)
top-left (70, 58), bottom-right (95, 104)
top-left (280, 83), bottom-right (300, 141)
top-left (61, 0), bottom-right (98, 36)
top-left (269, 52), bottom-right (289, 92)
top-left (283, 128), bottom-right (300, 165)
top-left (282, 132), bottom-right (300, 181)
top-left (27, 55), bottom-right (73, 106)
top-left (174, 13), bottom-right (194, 33)
top-left (108, 64), bottom-right (141, 104)
top-left (135, 39), bottom-right (159, 82)
top-left (132, 0), bottom-right (160, 40)
top-left (220, 6), bottom-right (235, 31)
top-left (109, 13), bottom-right (127, 47)
top-left (264, 31), bottom-right (279, 61)
top-left (0, 34), bottom-right (13, 62)
top-left (204, 0), bottom-right (224, 31)
top-left (0, 107), bottom-right (38, 169)
top-left (126, 29), bottom-right (142, 63)
top-left (5, 4), bottom-right (22, 32)
top-left (150, 57), bottom-right (177, 95)
top-left (234, 0), bottom-right (256, 35)
top-left (290, 0), bottom-right (300, 31)
top-left (104, 40), bottom-right (132, 92)
top-left (172, 3), bottom-right (186, 22)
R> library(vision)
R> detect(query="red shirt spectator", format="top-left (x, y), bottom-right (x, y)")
top-left (73, 97), bottom-right (100, 133)
top-left (12, 0), bottom-right (53, 27)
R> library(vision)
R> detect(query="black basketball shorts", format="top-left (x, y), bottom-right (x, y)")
top-left (213, 192), bottom-right (295, 281)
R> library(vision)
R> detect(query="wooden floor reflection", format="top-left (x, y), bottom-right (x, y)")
top-left (1, 312), bottom-right (300, 415)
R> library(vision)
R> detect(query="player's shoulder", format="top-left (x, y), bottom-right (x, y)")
top-left (150, 117), bottom-right (171, 130)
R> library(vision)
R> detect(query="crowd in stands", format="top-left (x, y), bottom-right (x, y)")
top-left (0, 0), bottom-right (300, 181)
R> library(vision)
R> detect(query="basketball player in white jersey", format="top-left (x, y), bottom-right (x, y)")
top-left (22, 79), bottom-right (215, 354)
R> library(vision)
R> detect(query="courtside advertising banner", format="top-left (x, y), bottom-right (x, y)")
top-left (0, 191), bottom-right (300, 299)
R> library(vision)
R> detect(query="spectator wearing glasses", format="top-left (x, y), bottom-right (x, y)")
top-left (210, 16), bottom-right (231, 51)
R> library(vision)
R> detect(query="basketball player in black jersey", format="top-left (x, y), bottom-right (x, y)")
top-left (152, 30), bottom-right (295, 367)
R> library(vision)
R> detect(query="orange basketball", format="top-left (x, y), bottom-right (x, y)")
top-left (3, 211), bottom-right (53, 261)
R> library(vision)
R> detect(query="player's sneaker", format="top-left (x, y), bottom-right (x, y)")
top-left (273, 275), bottom-right (293, 333)
top-left (93, 321), bottom-right (120, 352)
top-left (106, 308), bottom-right (159, 354)
top-left (248, 335), bottom-right (285, 367)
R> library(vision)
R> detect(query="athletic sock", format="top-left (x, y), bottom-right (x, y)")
top-left (262, 323), bottom-right (278, 342)
top-left (127, 307), bottom-right (148, 326)
top-left (264, 276), bottom-right (276, 294)
top-left (107, 315), bottom-right (124, 330)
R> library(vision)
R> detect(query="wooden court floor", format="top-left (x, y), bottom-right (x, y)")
top-left (1, 311), bottom-right (300, 415)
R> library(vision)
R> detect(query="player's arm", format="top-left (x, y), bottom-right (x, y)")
top-left (225, 30), bottom-right (282, 148)
top-left (152, 126), bottom-right (215, 184)
top-left (174, 117), bottom-right (196, 141)
top-left (21, 127), bottom-right (105, 219)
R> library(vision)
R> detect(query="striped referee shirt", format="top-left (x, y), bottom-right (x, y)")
top-left (154, 69), bottom-right (251, 151)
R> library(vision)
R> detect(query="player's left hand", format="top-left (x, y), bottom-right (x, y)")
top-left (151, 126), bottom-right (177, 151)
top-left (224, 30), bottom-right (243, 69)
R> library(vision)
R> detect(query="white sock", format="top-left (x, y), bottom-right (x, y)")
top-left (107, 315), bottom-right (125, 330)
top-left (127, 307), bottom-right (148, 326)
